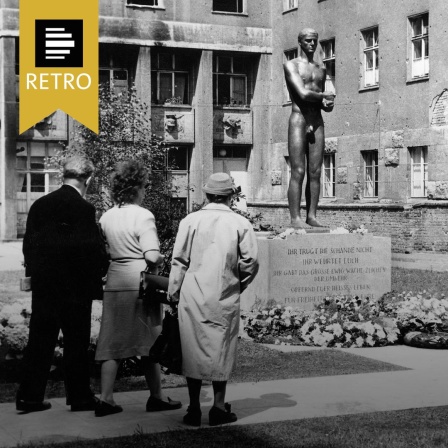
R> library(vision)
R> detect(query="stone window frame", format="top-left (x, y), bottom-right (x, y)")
top-left (407, 12), bottom-right (429, 82)
top-left (213, 145), bottom-right (251, 209)
top-left (212, 0), bottom-right (247, 16)
top-left (409, 146), bottom-right (428, 198)
top-left (321, 38), bottom-right (335, 93)
top-left (283, 47), bottom-right (298, 104)
top-left (153, 145), bottom-right (191, 209)
top-left (151, 51), bottom-right (191, 105)
top-left (359, 26), bottom-right (379, 91)
top-left (213, 54), bottom-right (251, 107)
top-left (322, 153), bottom-right (335, 198)
top-left (362, 150), bottom-right (378, 198)
top-left (126, 0), bottom-right (165, 9)
top-left (283, 0), bottom-right (298, 13)
top-left (16, 141), bottom-right (64, 214)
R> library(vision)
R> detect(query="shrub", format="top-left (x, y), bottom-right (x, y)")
top-left (50, 83), bottom-right (187, 272)
top-left (243, 295), bottom-right (401, 348)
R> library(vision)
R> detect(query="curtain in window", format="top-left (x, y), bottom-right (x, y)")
top-left (16, 172), bottom-right (27, 214)
top-left (365, 50), bottom-right (378, 86)
top-left (323, 155), bottom-right (334, 197)
top-left (174, 73), bottom-right (187, 104)
top-left (412, 38), bottom-right (429, 77)
top-left (323, 174), bottom-right (332, 197)
top-left (16, 172), bottom-right (26, 193)
top-left (232, 76), bottom-right (245, 105)
top-left (365, 167), bottom-right (374, 197)
top-left (217, 75), bottom-right (231, 104)
top-left (411, 147), bottom-right (427, 197)
top-left (48, 172), bottom-right (60, 193)
top-left (159, 73), bottom-right (172, 103)
top-left (364, 152), bottom-right (377, 197)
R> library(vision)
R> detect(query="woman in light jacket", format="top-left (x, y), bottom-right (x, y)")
top-left (168, 172), bottom-right (259, 427)
top-left (95, 160), bottom-right (181, 417)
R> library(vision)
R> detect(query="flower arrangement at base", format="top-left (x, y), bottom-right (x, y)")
top-left (243, 295), bottom-right (401, 348)
top-left (0, 299), bottom-right (145, 379)
top-left (0, 298), bottom-right (32, 359)
top-left (243, 303), bottom-right (310, 345)
top-left (269, 223), bottom-right (369, 239)
top-left (378, 291), bottom-right (448, 335)
top-left (0, 298), bottom-right (104, 362)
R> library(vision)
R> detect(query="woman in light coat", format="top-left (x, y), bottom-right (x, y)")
top-left (168, 172), bottom-right (259, 427)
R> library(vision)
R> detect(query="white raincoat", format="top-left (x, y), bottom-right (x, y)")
top-left (168, 203), bottom-right (259, 381)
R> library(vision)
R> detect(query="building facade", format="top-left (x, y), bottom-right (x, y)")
top-left (260, 0), bottom-right (448, 252)
top-left (1, 0), bottom-right (447, 251)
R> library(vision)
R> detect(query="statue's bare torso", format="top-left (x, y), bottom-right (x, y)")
top-left (283, 29), bottom-right (335, 229)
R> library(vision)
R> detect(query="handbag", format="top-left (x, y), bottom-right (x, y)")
top-left (148, 307), bottom-right (183, 375)
top-left (139, 269), bottom-right (170, 305)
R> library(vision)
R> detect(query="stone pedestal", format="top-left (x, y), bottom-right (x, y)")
top-left (241, 233), bottom-right (391, 311)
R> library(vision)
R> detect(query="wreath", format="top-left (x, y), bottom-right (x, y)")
top-left (403, 331), bottom-right (448, 349)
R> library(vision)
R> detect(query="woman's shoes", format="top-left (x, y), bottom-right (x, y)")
top-left (183, 406), bottom-right (202, 427)
top-left (209, 403), bottom-right (237, 426)
top-left (95, 400), bottom-right (123, 417)
top-left (146, 396), bottom-right (182, 412)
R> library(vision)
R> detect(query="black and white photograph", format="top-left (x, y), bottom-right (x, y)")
top-left (1, 1), bottom-right (448, 447)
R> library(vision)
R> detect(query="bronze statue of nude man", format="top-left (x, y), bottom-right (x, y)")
top-left (284, 28), bottom-right (335, 228)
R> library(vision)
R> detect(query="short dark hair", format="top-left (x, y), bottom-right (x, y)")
top-left (206, 193), bottom-right (229, 204)
top-left (63, 155), bottom-right (94, 180)
top-left (111, 160), bottom-right (148, 206)
top-left (298, 28), bottom-right (318, 43)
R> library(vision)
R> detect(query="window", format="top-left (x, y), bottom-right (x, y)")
top-left (99, 44), bottom-right (139, 94)
top-left (15, 38), bottom-right (19, 101)
top-left (213, 146), bottom-right (249, 209)
top-left (213, 55), bottom-right (251, 107)
top-left (363, 151), bottom-right (378, 197)
top-left (213, 146), bottom-right (248, 159)
top-left (16, 142), bottom-right (63, 236)
top-left (322, 153), bottom-right (335, 197)
top-left (321, 39), bottom-right (335, 93)
top-left (151, 52), bottom-right (190, 105)
top-left (99, 69), bottom-right (129, 95)
top-left (283, 0), bottom-right (298, 11)
top-left (410, 13), bottom-right (429, 79)
top-left (410, 146), bottom-right (428, 197)
top-left (154, 146), bottom-right (190, 209)
top-left (213, 0), bottom-right (244, 13)
top-left (362, 27), bottom-right (379, 88)
top-left (127, 0), bottom-right (162, 7)
top-left (284, 48), bottom-right (298, 62)
top-left (284, 48), bottom-right (298, 102)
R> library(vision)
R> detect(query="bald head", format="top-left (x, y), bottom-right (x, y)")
top-left (298, 28), bottom-right (318, 43)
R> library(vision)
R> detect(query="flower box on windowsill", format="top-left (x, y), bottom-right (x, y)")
top-left (162, 97), bottom-right (184, 106)
top-left (151, 102), bottom-right (192, 110)
top-left (214, 104), bottom-right (251, 110)
top-left (161, 104), bottom-right (192, 109)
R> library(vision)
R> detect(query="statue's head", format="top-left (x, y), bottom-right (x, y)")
top-left (298, 28), bottom-right (319, 53)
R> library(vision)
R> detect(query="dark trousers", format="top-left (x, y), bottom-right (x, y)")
top-left (18, 294), bottom-right (93, 404)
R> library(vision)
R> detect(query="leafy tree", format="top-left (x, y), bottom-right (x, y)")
top-left (52, 84), bottom-right (186, 273)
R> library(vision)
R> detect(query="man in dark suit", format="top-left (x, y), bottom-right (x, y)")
top-left (16, 154), bottom-right (108, 413)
